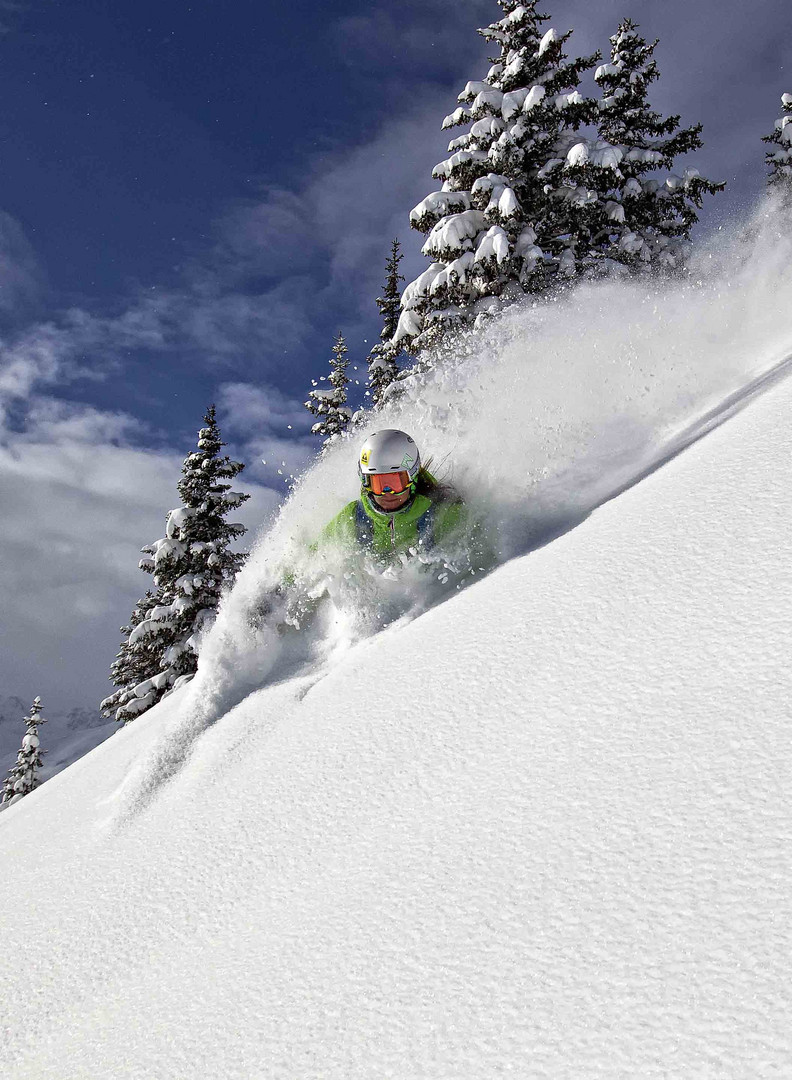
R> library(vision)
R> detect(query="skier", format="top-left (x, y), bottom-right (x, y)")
top-left (264, 428), bottom-right (491, 631)
top-left (320, 428), bottom-right (485, 564)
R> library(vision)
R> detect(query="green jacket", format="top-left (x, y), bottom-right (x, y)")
top-left (321, 488), bottom-right (478, 561)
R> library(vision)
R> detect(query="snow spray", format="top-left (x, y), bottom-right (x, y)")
top-left (114, 192), bottom-right (792, 822)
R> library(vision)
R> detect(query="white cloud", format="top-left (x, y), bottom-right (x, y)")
top-left (0, 211), bottom-right (41, 314)
top-left (212, 189), bottom-right (318, 281)
top-left (0, 0), bottom-right (25, 35)
top-left (0, 75), bottom-right (462, 409)
top-left (217, 381), bottom-right (317, 486)
top-left (218, 380), bottom-right (314, 433)
top-left (211, 88), bottom-right (461, 351)
top-left (332, 1), bottom-right (493, 82)
top-left (18, 398), bottom-right (143, 446)
top-left (0, 326), bottom-right (64, 409)
top-left (0, 277), bottom-right (318, 428)
top-left (0, 312), bottom-right (121, 422)
top-left (0, 415), bottom-right (182, 708)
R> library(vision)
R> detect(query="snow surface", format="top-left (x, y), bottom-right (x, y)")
top-left (2, 198), bottom-right (792, 1077)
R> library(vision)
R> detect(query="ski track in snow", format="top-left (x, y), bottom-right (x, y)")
top-left (113, 196), bottom-right (792, 824)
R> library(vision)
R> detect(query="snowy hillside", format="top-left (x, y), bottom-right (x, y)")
top-left (2, 203), bottom-right (792, 1077)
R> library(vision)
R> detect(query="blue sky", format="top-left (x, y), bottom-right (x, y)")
top-left (0, 0), bottom-right (789, 712)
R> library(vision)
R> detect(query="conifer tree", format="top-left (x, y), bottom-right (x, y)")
top-left (101, 407), bottom-right (250, 723)
top-left (366, 240), bottom-right (405, 406)
top-left (100, 592), bottom-right (161, 721)
top-left (763, 92), bottom-right (792, 189)
top-left (553, 18), bottom-right (724, 272)
top-left (395, 0), bottom-right (600, 353)
top-left (2, 697), bottom-right (47, 805)
top-left (305, 333), bottom-right (352, 441)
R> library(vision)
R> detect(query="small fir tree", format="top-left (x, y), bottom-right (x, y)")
top-left (395, 0), bottom-right (600, 354)
top-left (102, 407), bottom-right (250, 723)
top-left (366, 240), bottom-right (405, 406)
top-left (305, 333), bottom-right (352, 441)
top-left (2, 697), bottom-right (47, 805)
top-left (553, 18), bottom-right (724, 273)
top-left (763, 92), bottom-right (792, 189)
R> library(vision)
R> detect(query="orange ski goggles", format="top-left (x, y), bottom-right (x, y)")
top-left (363, 470), bottom-right (413, 496)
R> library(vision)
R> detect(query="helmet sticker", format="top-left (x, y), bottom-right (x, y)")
top-left (400, 454), bottom-right (414, 468)
top-left (360, 449), bottom-right (370, 466)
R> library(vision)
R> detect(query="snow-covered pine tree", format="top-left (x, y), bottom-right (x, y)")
top-left (1, 697), bottom-right (47, 805)
top-left (102, 407), bottom-right (250, 723)
top-left (305, 333), bottom-right (352, 442)
top-left (394, 0), bottom-right (600, 354)
top-left (366, 240), bottom-right (405, 406)
top-left (763, 92), bottom-right (792, 189)
top-left (553, 18), bottom-right (724, 273)
top-left (100, 592), bottom-right (162, 721)
top-left (367, 241), bottom-right (405, 405)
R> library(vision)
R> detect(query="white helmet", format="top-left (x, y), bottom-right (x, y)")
top-left (358, 429), bottom-right (421, 483)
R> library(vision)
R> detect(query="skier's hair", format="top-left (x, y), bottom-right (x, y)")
top-left (415, 456), bottom-right (460, 503)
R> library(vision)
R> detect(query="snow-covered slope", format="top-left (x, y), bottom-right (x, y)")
top-left (2, 203), bottom-right (792, 1077)
top-left (2, 313), bottom-right (792, 1076)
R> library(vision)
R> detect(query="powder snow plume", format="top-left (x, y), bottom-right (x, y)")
top-left (113, 194), bottom-right (792, 822)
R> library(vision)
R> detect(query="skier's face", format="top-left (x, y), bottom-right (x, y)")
top-left (371, 489), bottom-right (411, 512)
top-left (365, 468), bottom-right (413, 512)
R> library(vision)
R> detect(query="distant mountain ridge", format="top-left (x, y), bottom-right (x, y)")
top-left (0, 695), bottom-right (27, 727)
top-left (66, 705), bottom-right (113, 730)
